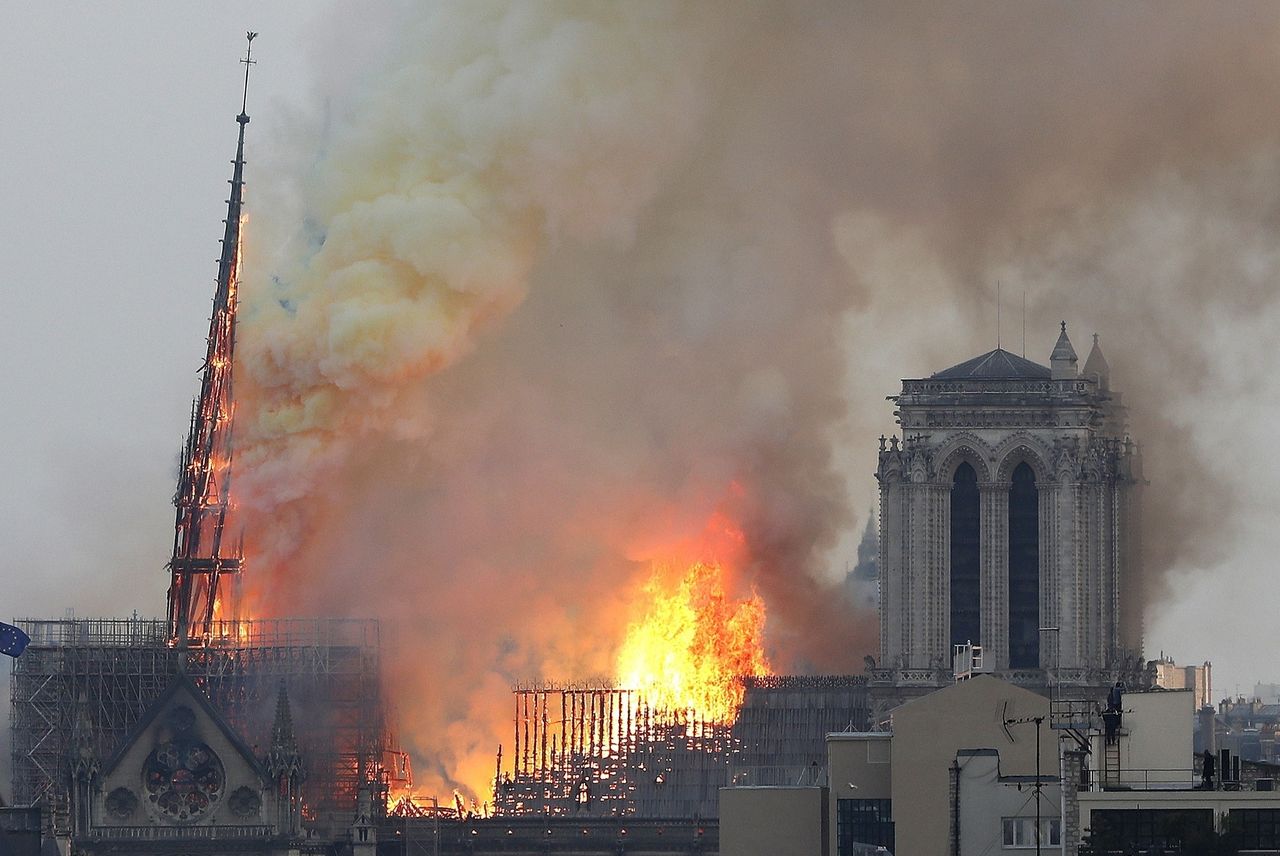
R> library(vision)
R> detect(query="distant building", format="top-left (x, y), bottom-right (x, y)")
top-left (1215, 696), bottom-right (1280, 764)
top-left (1149, 655), bottom-right (1212, 709)
top-left (1255, 683), bottom-right (1280, 705)
top-left (842, 518), bottom-right (880, 613)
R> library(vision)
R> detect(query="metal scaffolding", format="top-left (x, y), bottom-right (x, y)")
top-left (730, 674), bottom-right (871, 786)
top-left (9, 617), bottom-right (389, 835)
top-left (492, 675), bottom-right (869, 818)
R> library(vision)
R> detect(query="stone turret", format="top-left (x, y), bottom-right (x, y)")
top-left (265, 681), bottom-right (305, 838)
top-left (1050, 321), bottom-right (1078, 380)
top-left (1083, 333), bottom-right (1110, 389)
top-left (350, 782), bottom-right (377, 856)
top-left (69, 693), bottom-right (99, 838)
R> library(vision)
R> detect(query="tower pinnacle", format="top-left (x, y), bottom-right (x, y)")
top-left (239, 32), bottom-right (257, 123)
top-left (1050, 321), bottom-right (1078, 380)
top-left (1084, 332), bottom-right (1111, 388)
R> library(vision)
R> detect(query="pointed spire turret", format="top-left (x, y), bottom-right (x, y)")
top-left (266, 680), bottom-right (305, 837)
top-left (167, 33), bottom-right (257, 647)
top-left (1050, 321), bottom-right (1078, 380)
top-left (266, 681), bottom-right (302, 777)
top-left (1084, 332), bottom-right (1110, 389)
top-left (351, 781), bottom-right (377, 853)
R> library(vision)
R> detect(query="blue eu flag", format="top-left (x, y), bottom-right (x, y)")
top-left (0, 622), bottom-right (30, 658)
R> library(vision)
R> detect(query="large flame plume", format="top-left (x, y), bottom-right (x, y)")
top-left (617, 561), bottom-right (770, 724)
top-left (236, 3), bottom-right (867, 799)
top-left (226, 1), bottom-right (1280, 798)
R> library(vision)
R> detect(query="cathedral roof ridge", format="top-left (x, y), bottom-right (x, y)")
top-left (931, 347), bottom-right (1052, 380)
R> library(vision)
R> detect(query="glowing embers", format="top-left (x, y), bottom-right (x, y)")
top-left (616, 561), bottom-right (771, 725)
top-left (386, 787), bottom-right (466, 819)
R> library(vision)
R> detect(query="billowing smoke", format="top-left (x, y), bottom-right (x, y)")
top-left (237, 1), bottom-right (1280, 794)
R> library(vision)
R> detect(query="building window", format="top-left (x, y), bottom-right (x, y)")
top-left (1231, 808), bottom-right (1280, 850)
top-left (1008, 462), bottom-right (1039, 668)
top-left (1002, 816), bottom-right (1060, 848)
top-left (836, 798), bottom-right (893, 855)
top-left (1087, 809), bottom-right (1213, 851)
top-left (950, 462), bottom-right (981, 650)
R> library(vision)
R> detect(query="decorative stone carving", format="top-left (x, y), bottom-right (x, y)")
top-left (104, 787), bottom-right (138, 818)
top-left (228, 785), bottom-right (261, 818)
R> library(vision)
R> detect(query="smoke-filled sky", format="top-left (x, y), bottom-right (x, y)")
top-left (6, 1), bottom-right (1280, 797)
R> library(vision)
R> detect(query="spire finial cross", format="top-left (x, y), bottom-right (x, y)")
top-left (239, 32), bottom-right (258, 121)
top-left (1060, 320), bottom-right (1066, 334)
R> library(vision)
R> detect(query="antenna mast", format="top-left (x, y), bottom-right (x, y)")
top-left (166, 32), bottom-right (256, 647)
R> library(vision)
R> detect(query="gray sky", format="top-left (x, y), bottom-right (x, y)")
top-left (0, 4), bottom-right (327, 619)
top-left (1, 3), bottom-right (1278, 766)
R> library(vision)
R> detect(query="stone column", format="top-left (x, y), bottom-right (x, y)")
top-left (905, 480), bottom-right (928, 668)
top-left (929, 483), bottom-right (950, 669)
top-left (903, 479), bottom-right (948, 670)
top-left (980, 481), bottom-right (1010, 670)
top-left (1044, 475), bottom-right (1086, 674)
top-left (1039, 482), bottom-right (1059, 668)
top-left (1079, 479), bottom-right (1101, 669)
top-left (878, 476), bottom-right (899, 666)
top-left (1062, 749), bottom-right (1085, 856)
top-left (1046, 475), bottom-right (1083, 672)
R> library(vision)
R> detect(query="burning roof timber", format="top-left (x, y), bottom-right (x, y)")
top-left (491, 676), bottom-right (869, 818)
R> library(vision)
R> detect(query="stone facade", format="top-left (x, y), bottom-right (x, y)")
top-left (69, 675), bottom-right (307, 856)
top-left (875, 326), bottom-right (1144, 693)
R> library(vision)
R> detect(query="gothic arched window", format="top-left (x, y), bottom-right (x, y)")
top-left (950, 462), bottom-right (981, 650)
top-left (1008, 462), bottom-right (1040, 668)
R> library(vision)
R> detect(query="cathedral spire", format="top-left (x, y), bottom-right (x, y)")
top-left (1050, 321), bottom-right (1078, 380)
top-left (166, 33), bottom-right (256, 647)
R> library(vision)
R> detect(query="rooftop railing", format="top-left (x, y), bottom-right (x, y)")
top-left (12, 617), bottom-right (380, 649)
top-left (89, 824), bottom-right (274, 840)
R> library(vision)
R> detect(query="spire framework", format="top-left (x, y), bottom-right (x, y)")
top-left (166, 33), bottom-right (256, 647)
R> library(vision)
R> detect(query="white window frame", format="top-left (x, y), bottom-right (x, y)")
top-left (1002, 816), bottom-right (1061, 848)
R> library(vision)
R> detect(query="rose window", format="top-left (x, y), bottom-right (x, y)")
top-left (141, 708), bottom-right (224, 823)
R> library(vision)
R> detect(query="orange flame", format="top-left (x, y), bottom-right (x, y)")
top-left (616, 560), bottom-right (771, 724)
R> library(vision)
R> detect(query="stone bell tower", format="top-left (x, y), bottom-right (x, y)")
top-left (874, 324), bottom-right (1144, 695)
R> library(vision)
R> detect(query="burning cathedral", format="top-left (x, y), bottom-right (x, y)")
top-left (4, 34), bottom-right (1158, 856)
top-left (873, 326), bottom-right (1147, 705)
